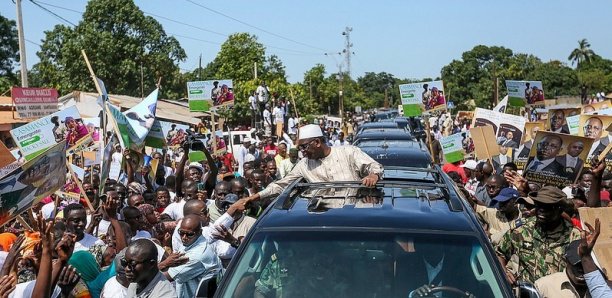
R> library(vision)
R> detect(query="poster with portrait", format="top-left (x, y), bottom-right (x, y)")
top-left (506, 80), bottom-right (545, 107)
top-left (523, 132), bottom-right (593, 187)
top-left (187, 79), bottom-right (234, 112)
top-left (582, 100), bottom-right (611, 114)
top-left (514, 121), bottom-right (546, 169)
top-left (10, 106), bottom-right (81, 160)
top-left (398, 80), bottom-right (445, 116)
top-left (472, 108), bottom-right (526, 149)
top-left (0, 141), bottom-right (67, 227)
top-left (546, 108), bottom-right (581, 134)
top-left (440, 133), bottom-right (464, 163)
top-left (578, 115), bottom-right (612, 166)
top-left (325, 116), bottom-right (342, 129)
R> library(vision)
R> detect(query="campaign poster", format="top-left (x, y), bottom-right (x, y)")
top-left (582, 100), bottom-right (611, 114)
top-left (514, 121), bottom-right (546, 169)
top-left (578, 115), bottom-right (612, 165)
top-left (144, 120), bottom-right (166, 149)
top-left (124, 89), bottom-right (159, 149)
top-left (472, 108), bottom-right (526, 149)
top-left (398, 80), bottom-right (445, 116)
top-left (0, 141), bottom-right (67, 226)
top-left (493, 96), bottom-right (508, 113)
top-left (99, 135), bottom-right (117, 194)
top-left (11, 87), bottom-right (59, 119)
top-left (546, 108), bottom-right (580, 134)
top-left (10, 106), bottom-right (81, 160)
top-left (440, 133), bottom-right (464, 163)
top-left (505, 80), bottom-right (544, 107)
top-left (325, 116), bottom-right (342, 129)
top-left (523, 132), bottom-right (593, 187)
top-left (160, 121), bottom-right (189, 141)
top-left (187, 79), bottom-right (234, 112)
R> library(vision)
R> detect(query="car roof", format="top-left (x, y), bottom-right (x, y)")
top-left (360, 145), bottom-right (431, 168)
top-left (354, 130), bottom-right (414, 140)
top-left (260, 177), bottom-right (476, 233)
top-left (358, 122), bottom-right (399, 129)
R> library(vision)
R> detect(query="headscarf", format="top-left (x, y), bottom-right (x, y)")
top-left (137, 204), bottom-right (156, 229)
top-left (69, 251), bottom-right (116, 298)
top-left (128, 182), bottom-right (146, 195)
top-left (0, 233), bottom-right (17, 252)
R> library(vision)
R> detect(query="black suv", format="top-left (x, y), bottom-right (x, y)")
top-left (202, 167), bottom-right (538, 297)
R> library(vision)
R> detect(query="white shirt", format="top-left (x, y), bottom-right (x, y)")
top-left (498, 154), bottom-right (508, 165)
top-left (263, 109), bottom-right (272, 125)
top-left (333, 139), bottom-right (349, 147)
top-left (172, 213), bottom-right (236, 259)
top-left (10, 280), bottom-right (61, 298)
top-left (101, 276), bottom-right (128, 298)
top-left (162, 199), bottom-right (186, 220)
top-left (237, 146), bottom-right (249, 175)
top-left (256, 85), bottom-right (268, 102)
top-left (73, 233), bottom-right (105, 252)
top-left (272, 107), bottom-right (284, 123)
top-left (132, 230), bottom-right (152, 240)
top-left (566, 155), bottom-right (578, 168)
top-left (248, 95), bottom-right (257, 110)
top-left (288, 117), bottom-right (297, 135)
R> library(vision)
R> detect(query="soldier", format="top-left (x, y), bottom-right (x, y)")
top-left (496, 186), bottom-right (581, 284)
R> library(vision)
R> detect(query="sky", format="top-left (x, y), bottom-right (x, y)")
top-left (2, 0), bottom-right (612, 84)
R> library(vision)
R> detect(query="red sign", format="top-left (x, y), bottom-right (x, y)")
top-left (12, 87), bottom-right (59, 119)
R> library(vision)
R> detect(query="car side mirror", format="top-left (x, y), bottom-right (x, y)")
top-left (516, 281), bottom-right (541, 298)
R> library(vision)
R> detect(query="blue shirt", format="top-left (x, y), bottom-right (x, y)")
top-left (585, 270), bottom-right (612, 298)
top-left (168, 236), bottom-right (221, 298)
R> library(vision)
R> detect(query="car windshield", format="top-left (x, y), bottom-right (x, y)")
top-left (219, 231), bottom-right (505, 298)
top-left (354, 139), bottom-right (416, 147)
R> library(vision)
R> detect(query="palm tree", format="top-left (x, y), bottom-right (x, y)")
top-left (568, 39), bottom-right (595, 68)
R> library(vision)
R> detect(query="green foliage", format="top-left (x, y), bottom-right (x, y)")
top-left (529, 60), bottom-right (579, 97)
top-left (0, 13), bottom-right (19, 91)
top-left (32, 0), bottom-right (186, 98)
top-left (569, 38), bottom-right (595, 68)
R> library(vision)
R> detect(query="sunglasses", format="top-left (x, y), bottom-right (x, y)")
top-left (178, 230), bottom-right (198, 238)
top-left (298, 139), bottom-right (317, 151)
top-left (120, 257), bottom-right (152, 269)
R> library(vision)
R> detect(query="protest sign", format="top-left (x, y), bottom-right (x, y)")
top-left (160, 121), bottom-right (189, 140)
top-left (398, 80), bottom-right (445, 116)
top-left (578, 208), bottom-right (612, 278)
top-left (546, 108), bottom-right (580, 133)
top-left (457, 111), bottom-right (474, 121)
top-left (469, 125), bottom-right (499, 161)
top-left (83, 150), bottom-right (100, 166)
top-left (144, 119), bottom-right (166, 149)
top-left (106, 103), bottom-right (130, 148)
top-left (578, 115), bottom-right (612, 165)
top-left (10, 105), bottom-right (81, 160)
top-left (325, 116), bottom-right (342, 129)
top-left (0, 141), bottom-right (67, 227)
top-left (440, 133), bottom-right (464, 163)
top-left (583, 100), bottom-right (611, 114)
top-left (523, 131), bottom-right (592, 187)
top-left (566, 115), bottom-right (581, 135)
top-left (514, 121), bottom-right (546, 169)
top-left (11, 87), bottom-right (59, 119)
top-left (187, 79), bottom-right (234, 112)
top-left (472, 108), bottom-right (526, 149)
top-left (505, 80), bottom-right (544, 107)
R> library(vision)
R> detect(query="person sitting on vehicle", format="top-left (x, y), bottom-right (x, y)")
top-left (241, 124), bottom-right (383, 208)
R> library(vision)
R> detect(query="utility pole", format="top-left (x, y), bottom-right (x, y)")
top-left (16, 0), bottom-right (28, 87)
top-left (338, 65), bottom-right (344, 116)
top-left (342, 27), bottom-right (353, 79)
top-left (254, 62), bottom-right (258, 80)
top-left (198, 54), bottom-right (202, 80)
top-left (309, 78), bottom-right (313, 102)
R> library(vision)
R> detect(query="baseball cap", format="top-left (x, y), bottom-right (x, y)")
top-left (522, 185), bottom-right (567, 205)
top-left (460, 160), bottom-right (478, 170)
top-left (492, 188), bottom-right (520, 205)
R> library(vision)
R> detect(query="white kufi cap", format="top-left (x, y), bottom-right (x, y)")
top-left (298, 124), bottom-right (323, 140)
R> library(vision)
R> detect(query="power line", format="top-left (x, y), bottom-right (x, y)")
top-left (32, 1), bottom-right (324, 56)
top-left (29, 0), bottom-right (77, 26)
top-left (184, 0), bottom-right (331, 53)
top-left (25, 38), bottom-right (41, 47)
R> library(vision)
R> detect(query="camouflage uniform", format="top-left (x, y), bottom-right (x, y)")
top-left (496, 217), bottom-right (581, 283)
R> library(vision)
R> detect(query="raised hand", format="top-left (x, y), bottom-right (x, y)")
top-left (579, 218), bottom-right (601, 257)
top-left (55, 233), bottom-right (76, 263)
top-left (0, 275), bottom-right (16, 298)
top-left (57, 266), bottom-right (80, 296)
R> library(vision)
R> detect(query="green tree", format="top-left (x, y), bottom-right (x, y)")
top-left (32, 0), bottom-right (186, 98)
top-left (357, 72), bottom-right (396, 108)
top-left (529, 60), bottom-right (579, 97)
top-left (0, 14), bottom-right (19, 91)
top-left (568, 38), bottom-right (595, 68)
